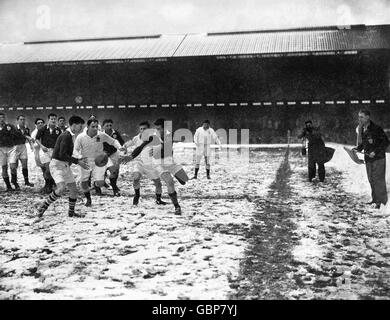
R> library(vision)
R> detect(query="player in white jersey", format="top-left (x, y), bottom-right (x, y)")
top-left (124, 121), bottom-right (167, 206)
top-left (73, 119), bottom-right (125, 206)
top-left (192, 120), bottom-right (221, 180)
top-left (150, 118), bottom-right (189, 215)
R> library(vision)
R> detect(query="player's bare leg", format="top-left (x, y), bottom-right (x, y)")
top-left (9, 163), bottom-right (20, 191)
top-left (81, 180), bottom-right (93, 206)
top-left (161, 172), bottom-right (181, 215)
top-left (153, 178), bottom-right (167, 205)
top-left (41, 163), bottom-right (54, 194)
top-left (108, 164), bottom-right (120, 196)
top-left (2, 165), bottom-right (13, 191)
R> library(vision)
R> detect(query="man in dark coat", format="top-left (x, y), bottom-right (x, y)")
top-left (298, 120), bottom-right (327, 182)
top-left (353, 109), bottom-right (389, 209)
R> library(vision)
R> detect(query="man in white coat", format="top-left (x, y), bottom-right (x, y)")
top-left (192, 120), bottom-right (221, 180)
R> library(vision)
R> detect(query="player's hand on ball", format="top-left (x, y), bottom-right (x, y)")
top-left (78, 158), bottom-right (89, 170)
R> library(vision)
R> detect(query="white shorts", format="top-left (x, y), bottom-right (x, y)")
top-left (39, 148), bottom-right (54, 165)
top-left (133, 161), bottom-right (160, 180)
top-left (109, 152), bottom-right (120, 166)
top-left (0, 146), bottom-right (14, 166)
top-left (9, 144), bottom-right (28, 163)
top-left (153, 157), bottom-right (183, 177)
top-left (79, 158), bottom-right (113, 182)
top-left (49, 159), bottom-right (75, 185)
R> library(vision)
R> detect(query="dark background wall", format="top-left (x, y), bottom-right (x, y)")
top-left (0, 51), bottom-right (389, 143)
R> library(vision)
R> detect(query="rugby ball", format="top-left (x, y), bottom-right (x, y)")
top-left (95, 153), bottom-right (109, 167)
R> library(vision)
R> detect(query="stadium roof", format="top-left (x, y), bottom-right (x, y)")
top-left (0, 24), bottom-right (389, 64)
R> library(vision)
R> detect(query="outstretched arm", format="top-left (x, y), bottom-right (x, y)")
top-left (120, 136), bottom-right (154, 164)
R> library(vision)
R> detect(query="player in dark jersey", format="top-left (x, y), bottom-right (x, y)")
top-left (10, 115), bottom-right (34, 188)
top-left (35, 113), bottom-right (62, 193)
top-left (36, 116), bottom-right (89, 218)
top-left (102, 119), bottom-right (125, 196)
top-left (150, 118), bottom-right (189, 215)
top-left (0, 113), bottom-right (30, 191)
top-left (58, 116), bottom-right (68, 133)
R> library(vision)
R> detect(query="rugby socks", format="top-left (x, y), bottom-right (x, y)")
top-left (40, 191), bottom-right (60, 213)
top-left (133, 188), bottom-right (140, 205)
top-left (109, 177), bottom-right (118, 191)
top-left (22, 168), bottom-right (33, 186)
top-left (3, 177), bottom-right (13, 190)
top-left (156, 193), bottom-right (167, 205)
top-left (194, 168), bottom-right (199, 178)
top-left (84, 192), bottom-right (92, 206)
top-left (168, 191), bottom-right (180, 208)
top-left (11, 172), bottom-right (20, 190)
top-left (93, 182), bottom-right (102, 196)
top-left (68, 198), bottom-right (77, 217)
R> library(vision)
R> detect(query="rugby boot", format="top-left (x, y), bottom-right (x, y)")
top-left (174, 205), bottom-right (182, 215)
top-left (110, 178), bottom-right (120, 196)
top-left (11, 174), bottom-right (20, 191)
top-left (23, 169), bottom-right (34, 187)
top-left (3, 177), bottom-right (14, 192)
top-left (94, 185), bottom-right (102, 196)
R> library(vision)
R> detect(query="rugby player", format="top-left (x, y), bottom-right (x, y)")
top-left (31, 118), bottom-right (45, 173)
top-left (124, 121), bottom-right (167, 206)
top-left (151, 118), bottom-right (189, 215)
top-left (36, 116), bottom-right (89, 218)
top-left (0, 113), bottom-right (30, 191)
top-left (73, 119), bottom-right (125, 206)
top-left (35, 113), bottom-right (62, 193)
top-left (58, 116), bottom-right (68, 133)
top-left (102, 119), bottom-right (124, 196)
top-left (11, 115), bottom-right (34, 187)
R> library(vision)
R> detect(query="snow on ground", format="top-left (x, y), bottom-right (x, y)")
top-left (0, 147), bottom-right (284, 299)
top-left (1, 144), bottom-right (390, 299)
top-left (287, 145), bottom-right (390, 299)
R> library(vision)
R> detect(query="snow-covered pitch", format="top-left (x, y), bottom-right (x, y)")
top-left (0, 144), bottom-right (390, 299)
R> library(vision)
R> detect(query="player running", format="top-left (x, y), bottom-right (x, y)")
top-left (124, 121), bottom-right (167, 206)
top-left (150, 118), bottom-right (189, 215)
top-left (102, 119), bottom-right (124, 196)
top-left (73, 118), bottom-right (126, 206)
top-left (36, 116), bottom-right (89, 218)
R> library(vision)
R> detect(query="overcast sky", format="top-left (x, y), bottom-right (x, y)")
top-left (0, 0), bottom-right (389, 43)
